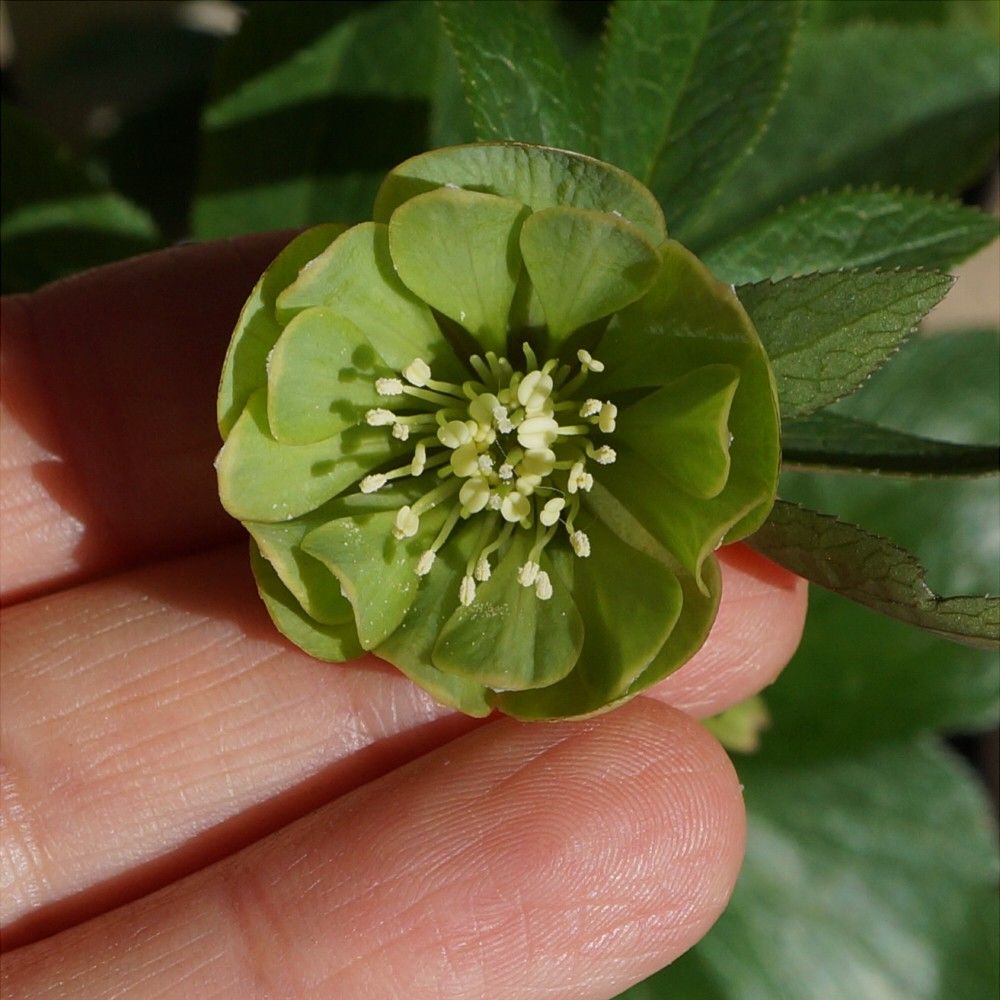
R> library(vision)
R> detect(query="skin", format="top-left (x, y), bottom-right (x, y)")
top-left (0, 235), bottom-right (807, 999)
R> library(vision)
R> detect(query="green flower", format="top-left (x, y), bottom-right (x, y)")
top-left (216, 143), bottom-right (780, 720)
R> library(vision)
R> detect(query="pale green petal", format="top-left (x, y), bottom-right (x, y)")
top-left (267, 307), bottom-right (393, 445)
top-left (301, 502), bottom-right (450, 650)
top-left (250, 541), bottom-right (362, 662)
top-left (432, 530), bottom-right (583, 690)
top-left (217, 389), bottom-right (405, 522)
top-left (624, 555), bottom-right (721, 696)
top-left (374, 142), bottom-right (667, 246)
top-left (377, 521), bottom-right (492, 718)
top-left (597, 240), bottom-right (780, 544)
top-left (276, 222), bottom-right (465, 381)
top-left (388, 187), bottom-right (528, 354)
top-left (615, 364), bottom-right (740, 500)
top-left (494, 517), bottom-right (682, 720)
top-left (218, 224), bottom-right (347, 437)
top-left (519, 206), bottom-right (659, 344)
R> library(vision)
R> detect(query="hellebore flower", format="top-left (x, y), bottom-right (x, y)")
top-left (216, 143), bottom-right (780, 720)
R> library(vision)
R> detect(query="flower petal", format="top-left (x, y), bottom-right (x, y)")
top-left (519, 206), bottom-right (659, 344)
top-left (493, 516), bottom-right (682, 720)
top-left (250, 541), bottom-right (362, 662)
top-left (267, 307), bottom-right (395, 445)
top-left (301, 501), bottom-right (451, 650)
top-left (374, 142), bottom-right (667, 246)
top-left (432, 531), bottom-right (583, 691)
top-left (218, 224), bottom-right (347, 438)
top-left (377, 521), bottom-right (492, 718)
top-left (387, 187), bottom-right (529, 354)
top-left (615, 364), bottom-right (740, 500)
top-left (597, 240), bottom-right (780, 544)
top-left (623, 556), bottom-right (721, 697)
top-left (217, 389), bottom-right (405, 522)
top-left (276, 222), bottom-right (465, 382)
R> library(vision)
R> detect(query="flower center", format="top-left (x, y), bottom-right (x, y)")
top-left (361, 344), bottom-right (617, 605)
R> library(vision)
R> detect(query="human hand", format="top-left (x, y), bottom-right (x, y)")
top-left (0, 236), bottom-right (807, 998)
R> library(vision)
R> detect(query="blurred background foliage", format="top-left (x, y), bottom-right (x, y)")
top-left (1, 2), bottom-right (997, 998)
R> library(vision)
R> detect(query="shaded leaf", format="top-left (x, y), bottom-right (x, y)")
top-left (621, 740), bottom-right (1000, 1000)
top-left (782, 410), bottom-right (999, 477)
top-left (749, 499), bottom-right (999, 648)
top-left (704, 189), bottom-right (999, 285)
top-left (193, 1), bottom-right (456, 238)
top-left (701, 695), bottom-right (770, 754)
top-left (1, 102), bottom-right (159, 294)
top-left (437, 0), bottom-right (595, 153)
top-left (599, 0), bottom-right (802, 236)
top-left (688, 23), bottom-right (1000, 249)
top-left (739, 270), bottom-right (952, 418)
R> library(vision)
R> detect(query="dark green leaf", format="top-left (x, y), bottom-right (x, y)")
top-left (599, 0), bottom-right (801, 237)
top-left (1, 102), bottom-right (159, 294)
top-left (704, 189), bottom-right (999, 285)
top-left (621, 739), bottom-right (1000, 1000)
top-left (782, 410), bottom-right (999, 476)
top-left (688, 24), bottom-right (1000, 249)
top-left (193, 1), bottom-right (461, 238)
top-left (437, 0), bottom-right (595, 152)
top-left (808, 0), bottom-right (949, 25)
top-left (739, 269), bottom-right (952, 418)
top-left (749, 499), bottom-right (999, 648)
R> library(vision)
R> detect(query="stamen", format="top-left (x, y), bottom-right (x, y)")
top-left (577, 349), bottom-right (605, 373)
top-left (404, 358), bottom-right (432, 386)
top-left (501, 491), bottom-right (531, 523)
top-left (474, 557), bottom-right (492, 581)
top-left (567, 461), bottom-right (594, 494)
top-left (598, 402), bottom-right (618, 433)
top-left (522, 341), bottom-right (539, 370)
top-left (587, 444), bottom-right (617, 464)
top-left (360, 473), bottom-right (387, 493)
top-left (412, 479), bottom-right (461, 516)
top-left (376, 377), bottom-right (404, 395)
top-left (438, 420), bottom-right (473, 449)
top-left (539, 497), bottom-right (565, 526)
top-left (579, 398), bottom-right (602, 418)
top-left (459, 575), bottom-right (477, 606)
top-left (498, 463), bottom-right (514, 480)
top-left (517, 415), bottom-right (559, 449)
top-left (365, 408), bottom-right (396, 427)
top-left (459, 477), bottom-right (491, 514)
top-left (393, 506), bottom-right (420, 539)
top-left (517, 561), bottom-right (540, 587)
top-left (415, 550), bottom-right (436, 576)
top-left (468, 354), bottom-right (492, 385)
top-left (391, 423), bottom-right (410, 441)
top-left (570, 530), bottom-right (591, 558)
top-left (534, 570), bottom-right (554, 600)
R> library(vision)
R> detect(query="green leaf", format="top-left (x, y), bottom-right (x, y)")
top-left (689, 24), bottom-right (1000, 249)
top-left (217, 390), bottom-right (405, 523)
top-left (598, 0), bottom-right (802, 237)
top-left (249, 542), bottom-right (362, 662)
top-left (738, 269), bottom-right (952, 418)
top-left (276, 222), bottom-right (465, 382)
top-left (615, 365), bottom-right (740, 500)
top-left (703, 189), bottom-right (999, 285)
top-left (302, 501), bottom-right (450, 650)
top-left (387, 187), bottom-right (528, 354)
top-left (374, 142), bottom-right (666, 247)
top-left (749, 499), bottom-right (999, 648)
top-left (433, 530), bottom-right (584, 691)
top-left (193, 1), bottom-right (454, 238)
top-left (218, 225), bottom-right (348, 438)
top-left (1, 102), bottom-right (159, 294)
top-left (623, 739), bottom-right (1000, 1000)
top-left (518, 206), bottom-right (660, 345)
top-left (437, 0), bottom-right (595, 153)
top-left (765, 328), bottom-right (1000, 749)
top-left (782, 410), bottom-right (999, 477)
top-left (493, 517), bottom-right (683, 720)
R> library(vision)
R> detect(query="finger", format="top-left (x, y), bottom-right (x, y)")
top-left (0, 232), bottom-right (295, 604)
top-left (1, 542), bottom-right (802, 950)
top-left (1, 699), bottom-right (745, 1000)
top-left (646, 544), bottom-right (808, 718)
